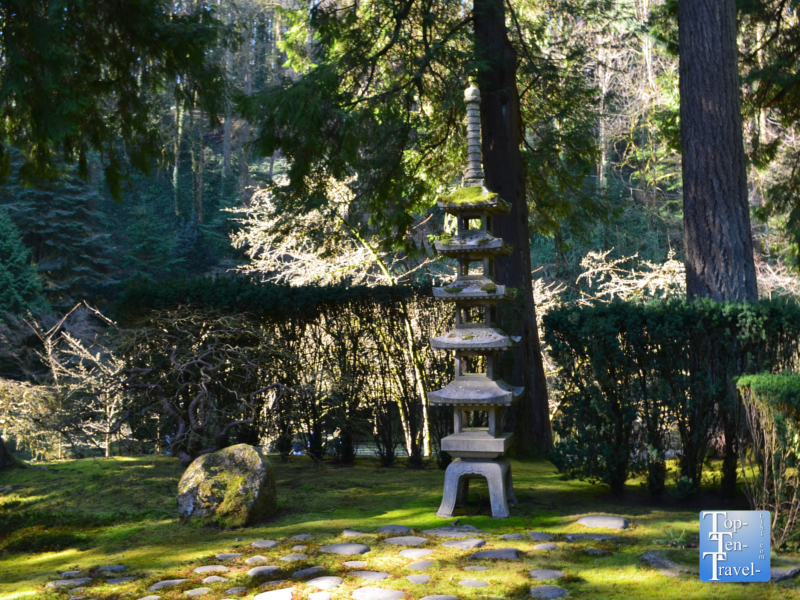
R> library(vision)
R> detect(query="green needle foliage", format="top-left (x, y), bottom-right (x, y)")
top-left (0, 208), bottom-right (47, 319)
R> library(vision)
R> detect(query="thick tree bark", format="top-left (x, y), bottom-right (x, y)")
top-left (473, 0), bottom-right (552, 455)
top-left (678, 0), bottom-right (758, 301)
top-left (0, 435), bottom-right (17, 469)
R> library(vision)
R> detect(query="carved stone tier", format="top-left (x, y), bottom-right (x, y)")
top-left (428, 374), bottom-right (523, 406)
top-left (437, 190), bottom-right (510, 215)
top-left (433, 275), bottom-right (515, 302)
top-left (440, 431), bottom-right (514, 459)
top-left (430, 326), bottom-right (519, 351)
top-left (434, 234), bottom-right (512, 257)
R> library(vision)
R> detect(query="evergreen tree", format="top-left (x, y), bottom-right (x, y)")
top-left (172, 216), bottom-right (215, 275)
top-left (0, 209), bottom-right (47, 318)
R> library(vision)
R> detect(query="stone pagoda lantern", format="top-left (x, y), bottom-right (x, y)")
top-left (429, 85), bottom-right (523, 519)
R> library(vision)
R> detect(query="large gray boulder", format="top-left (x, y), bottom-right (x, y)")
top-left (177, 444), bottom-right (277, 527)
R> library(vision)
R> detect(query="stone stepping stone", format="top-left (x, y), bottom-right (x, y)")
top-left (458, 580), bottom-right (488, 588)
top-left (321, 543), bottom-right (370, 555)
top-left (202, 576), bottom-right (229, 584)
top-left (533, 543), bottom-right (559, 551)
top-left (107, 577), bottom-right (137, 585)
top-left (280, 554), bottom-right (307, 562)
top-left (195, 566), bottom-right (229, 574)
top-left (421, 597), bottom-right (459, 600)
top-left (349, 571), bottom-right (389, 581)
top-left (61, 571), bottom-right (84, 578)
top-left (423, 525), bottom-right (481, 538)
top-left (399, 549), bottom-right (432, 559)
top-left (577, 515), bottom-right (629, 530)
top-left (254, 588), bottom-right (296, 600)
top-left (293, 567), bottom-right (324, 578)
top-left (379, 525), bottom-right (411, 534)
top-left (217, 553), bottom-right (243, 561)
top-left (471, 548), bottom-right (521, 561)
top-left (292, 534), bottom-right (312, 540)
top-left (247, 556), bottom-right (269, 565)
top-left (529, 532), bottom-right (554, 542)
top-left (565, 533), bottom-right (617, 542)
top-left (248, 566), bottom-right (281, 577)
top-left (586, 548), bottom-right (609, 555)
top-left (185, 589), bottom-right (212, 597)
top-left (225, 587), bottom-right (247, 595)
top-left (407, 575), bottom-right (430, 584)
top-left (344, 561), bottom-right (367, 568)
top-left (309, 593), bottom-right (332, 600)
top-left (351, 588), bottom-right (405, 600)
top-left (137, 596), bottom-right (161, 600)
top-left (149, 580), bottom-right (189, 591)
top-left (291, 545), bottom-right (307, 551)
top-left (306, 576), bottom-right (343, 590)
top-left (98, 565), bottom-right (126, 573)
top-left (48, 580), bottom-right (93, 589)
top-left (500, 533), bottom-right (523, 540)
top-left (344, 529), bottom-right (367, 537)
top-left (443, 539), bottom-right (485, 550)
top-left (530, 570), bottom-right (565, 581)
top-left (530, 585), bottom-right (569, 599)
top-left (408, 561), bottom-right (433, 571)
top-left (464, 566), bottom-right (488, 571)
top-left (384, 536), bottom-right (428, 546)
top-left (253, 540), bottom-right (279, 549)
top-left (640, 550), bottom-right (697, 576)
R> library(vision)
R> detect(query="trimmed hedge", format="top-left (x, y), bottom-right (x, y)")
top-left (543, 299), bottom-right (800, 497)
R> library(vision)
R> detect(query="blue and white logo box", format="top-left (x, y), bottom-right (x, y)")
top-left (699, 510), bottom-right (770, 582)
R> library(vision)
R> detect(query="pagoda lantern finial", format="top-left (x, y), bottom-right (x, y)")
top-left (463, 85), bottom-right (485, 184)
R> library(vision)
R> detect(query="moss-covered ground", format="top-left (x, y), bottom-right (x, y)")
top-left (1, 456), bottom-right (799, 600)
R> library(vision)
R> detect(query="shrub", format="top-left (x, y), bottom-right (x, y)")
top-left (737, 372), bottom-right (800, 549)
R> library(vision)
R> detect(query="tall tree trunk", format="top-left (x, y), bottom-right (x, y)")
top-left (173, 96), bottom-right (185, 217)
top-left (473, 0), bottom-right (552, 455)
top-left (197, 113), bottom-right (205, 224)
top-left (678, 0), bottom-right (758, 301)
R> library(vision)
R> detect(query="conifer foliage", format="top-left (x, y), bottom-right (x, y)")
top-left (0, 209), bottom-right (47, 318)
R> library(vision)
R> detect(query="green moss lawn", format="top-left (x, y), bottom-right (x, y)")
top-left (1, 456), bottom-right (799, 600)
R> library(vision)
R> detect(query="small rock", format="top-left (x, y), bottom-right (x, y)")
top-left (195, 566), bottom-right (229, 574)
top-left (423, 526), bottom-right (481, 538)
top-left (217, 553), bottom-right (242, 561)
top-left (344, 561), bottom-right (367, 568)
top-left (98, 566), bottom-right (127, 573)
top-left (351, 587), bottom-right (405, 600)
top-left (137, 596), bottom-right (161, 600)
top-left (291, 545), bottom-right (307, 552)
top-left (577, 515), bottom-right (630, 530)
top-left (406, 575), bottom-right (430, 584)
top-left (344, 529), bottom-right (367, 537)
top-left (320, 543), bottom-right (370, 555)
top-left (399, 549), bottom-right (433, 559)
top-left (420, 597), bottom-right (459, 600)
top-left (408, 561), bottom-right (433, 571)
top-left (470, 548), bottom-right (521, 561)
top-left (47, 580), bottom-right (93, 589)
top-left (225, 587), bottom-right (247, 595)
top-left (771, 564), bottom-right (800, 582)
top-left (254, 588), bottom-right (296, 600)
top-left (585, 548), bottom-right (609, 555)
top-left (379, 525), bottom-right (411, 534)
top-left (349, 571), bottom-right (389, 581)
top-left (565, 533), bottom-right (617, 542)
top-left (306, 576), bottom-right (343, 590)
top-left (533, 543), bottom-right (559, 551)
top-left (293, 567), bottom-right (324, 578)
top-left (309, 593), bottom-right (332, 600)
top-left (529, 585), bottom-right (569, 599)
top-left (384, 536), bottom-right (429, 546)
top-left (442, 539), bottom-right (485, 550)
top-left (529, 532), bottom-right (553, 542)
top-left (292, 534), bottom-right (312, 540)
top-left (279, 554), bottom-right (307, 562)
top-left (185, 589), bottom-right (212, 597)
top-left (61, 571), bottom-right (84, 578)
top-left (464, 566), bottom-right (488, 571)
top-left (458, 580), bottom-right (488, 588)
top-left (236, 538), bottom-right (243, 542)
top-left (640, 550), bottom-right (695, 576)
top-left (249, 566), bottom-right (281, 577)
top-left (202, 576), bottom-right (229, 584)
top-left (253, 540), bottom-right (279, 549)
top-left (529, 570), bottom-right (565, 581)
top-left (246, 556), bottom-right (268, 565)
top-left (149, 580), bottom-right (189, 591)
top-left (500, 533), bottom-right (523, 540)
top-left (107, 578), bottom-right (137, 585)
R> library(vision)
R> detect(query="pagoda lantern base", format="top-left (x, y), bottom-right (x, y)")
top-left (436, 457), bottom-right (517, 519)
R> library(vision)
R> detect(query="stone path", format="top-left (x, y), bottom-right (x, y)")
top-left (442, 538), bottom-right (484, 550)
top-left (384, 536), bottom-right (429, 546)
top-left (216, 553), bottom-right (242, 561)
top-left (423, 526), bottom-right (481, 538)
top-left (98, 565), bottom-right (126, 573)
top-left (500, 533), bottom-right (523, 540)
top-left (253, 540), bottom-right (278, 549)
top-left (529, 532), bottom-right (553, 542)
top-left (149, 580), bottom-right (188, 591)
top-left (47, 579), bottom-right (92, 588)
top-left (306, 576), bottom-right (342, 589)
top-left (293, 567), bottom-right (324, 578)
top-left (420, 596), bottom-right (458, 600)
top-left (399, 549), bottom-right (432, 559)
top-left (408, 560), bottom-right (433, 570)
top-left (194, 566), bottom-right (228, 574)
top-left (530, 569), bottom-right (565, 581)
top-left (292, 534), bottom-right (312, 540)
top-left (279, 554), bottom-right (307, 561)
top-left (351, 587), bottom-right (405, 600)
top-left (226, 587), bottom-right (247, 595)
top-left (107, 577), bottom-right (137, 585)
top-left (407, 575), bottom-right (430, 584)
top-left (379, 525), bottom-right (410, 534)
top-left (321, 543), bottom-right (370, 555)
top-left (565, 533), bottom-right (617, 542)
top-left (464, 566), bottom-right (488, 571)
top-left (200, 576), bottom-right (228, 584)
top-left (291, 545), bottom-right (307, 551)
top-left (470, 548), bottom-right (521, 560)
top-left (185, 587), bottom-right (212, 596)
top-left (344, 561), bottom-right (367, 568)
top-left (530, 585), bottom-right (569, 599)
top-left (248, 566), bottom-right (280, 577)
top-left (254, 588), bottom-right (295, 600)
top-left (533, 543), bottom-right (559, 551)
top-left (640, 551), bottom-right (696, 577)
top-left (344, 529), bottom-right (367, 537)
top-left (349, 571), bottom-right (389, 581)
top-left (309, 593), bottom-right (332, 600)
top-left (458, 580), bottom-right (488, 587)
top-left (578, 514), bottom-right (629, 529)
